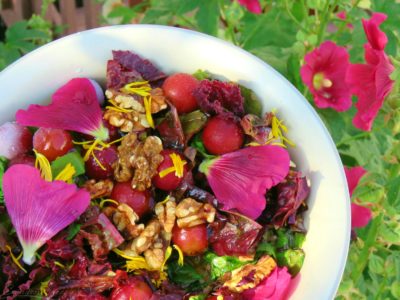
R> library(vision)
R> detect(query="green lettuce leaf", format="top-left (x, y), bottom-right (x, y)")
top-left (51, 151), bottom-right (85, 178)
top-left (0, 156), bottom-right (9, 204)
top-left (204, 251), bottom-right (250, 280)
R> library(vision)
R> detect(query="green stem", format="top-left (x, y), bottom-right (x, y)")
top-left (317, 0), bottom-right (339, 45)
top-left (284, 0), bottom-right (310, 34)
top-left (336, 126), bottom-right (384, 148)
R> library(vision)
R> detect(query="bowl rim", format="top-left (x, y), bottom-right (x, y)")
top-left (0, 24), bottom-right (351, 299)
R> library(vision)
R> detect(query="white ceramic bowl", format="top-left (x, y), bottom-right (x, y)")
top-left (0, 25), bottom-right (350, 299)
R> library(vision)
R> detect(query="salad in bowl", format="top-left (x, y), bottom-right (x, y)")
top-left (0, 49), bottom-right (308, 299)
top-left (0, 25), bottom-right (350, 300)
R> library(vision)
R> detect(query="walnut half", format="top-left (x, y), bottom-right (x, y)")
top-left (83, 179), bottom-right (114, 199)
top-left (155, 198), bottom-right (176, 233)
top-left (175, 198), bottom-right (216, 228)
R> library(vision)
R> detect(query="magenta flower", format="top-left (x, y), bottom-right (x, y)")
top-left (300, 41), bottom-right (352, 112)
top-left (3, 164), bottom-right (90, 264)
top-left (16, 78), bottom-right (109, 140)
top-left (237, 0), bottom-right (261, 14)
top-left (243, 267), bottom-right (292, 300)
top-left (344, 166), bottom-right (372, 229)
top-left (199, 145), bottom-right (290, 219)
top-left (346, 13), bottom-right (394, 131)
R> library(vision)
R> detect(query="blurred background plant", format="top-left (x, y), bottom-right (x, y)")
top-left (0, 0), bottom-right (399, 298)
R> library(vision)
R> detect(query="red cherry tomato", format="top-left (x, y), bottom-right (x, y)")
top-left (111, 279), bottom-right (153, 300)
top-left (8, 154), bottom-right (35, 167)
top-left (111, 182), bottom-right (154, 218)
top-left (85, 146), bottom-right (118, 180)
top-left (162, 73), bottom-right (199, 113)
top-left (0, 122), bottom-right (32, 160)
top-left (33, 128), bottom-right (73, 161)
top-left (202, 116), bottom-right (244, 155)
top-left (172, 224), bottom-right (208, 256)
top-left (153, 150), bottom-right (187, 191)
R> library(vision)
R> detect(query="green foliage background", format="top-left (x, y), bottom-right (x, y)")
top-left (1, 0), bottom-right (399, 298)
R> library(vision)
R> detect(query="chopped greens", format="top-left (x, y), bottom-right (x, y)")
top-left (51, 151), bottom-right (85, 178)
top-left (204, 251), bottom-right (250, 280)
top-left (0, 156), bottom-right (9, 204)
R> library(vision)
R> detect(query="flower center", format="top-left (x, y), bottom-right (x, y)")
top-left (312, 72), bottom-right (333, 90)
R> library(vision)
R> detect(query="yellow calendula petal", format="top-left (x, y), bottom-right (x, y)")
top-left (125, 257), bottom-right (151, 272)
top-left (54, 163), bottom-right (76, 183)
top-left (106, 99), bottom-right (134, 113)
top-left (6, 245), bottom-right (27, 273)
top-left (121, 81), bottom-right (152, 97)
top-left (271, 113), bottom-right (295, 147)
top-left (173, 245), bottom-right (184, 266)
top-left (99, 198), bottom-right (119, 208)
top-left (34, 150), bottom-right (52, 182)
top-left (54, 261), bottom-right (65, 268)
top-left (40, 278), bottom-right (50, 296)
top-left (113, 248), bottom-right (139, 260)
top-left (144, 96), bottom-right (155, 129)
top-left (158, 166), bottom-right (176, 178)
top-left (161, 246), bottom-right (173, 271)
top-left (170, 153), bottom-right (186, 178)
top-left (159, 195), bottom-right (170, 205)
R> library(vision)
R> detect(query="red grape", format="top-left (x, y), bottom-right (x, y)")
top-left (85, 145), bottom-right (118, 180)
top-left (0, 122), bottom-right (32, 160)
top-left (162, 73), bottom-right (199, 113)
top-left (202, 116), bottom-right (244, 155)
top-left (111, 278), bottom-right (153, 300)
top-left (111, 182), bottom-right (154, 218)
top-left (172, 224), bottom-right (208, 256)
top-left (153, 150), bottom-right (187, 191)
top-left (33, 128), bottom-right (73, 161)
top-left (8, 154), bottom-right (35, 167)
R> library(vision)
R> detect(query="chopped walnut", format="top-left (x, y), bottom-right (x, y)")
top-left (176, 198), bottom-right (216, 228)
top-left (104, 109), bottom-right (149, 132)
top-left (83, 179), bottom-right (114, 199)
top-left (129, 219), bottom-right (161, 254)
top-left (150, 88), bottom-right (168, 113)
top-left (144, 248), bottom-right (164, 270)
top-left (155, 198), bottom-right (176, 233)
top-left (114, 133), bottom-right (163, 191)
top-left (223, 256), bottom-right (277, 293)
top-left (103, 204), bottom-right (144, 240)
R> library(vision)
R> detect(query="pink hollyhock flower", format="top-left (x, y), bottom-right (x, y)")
top-left (16, 78), bottom-right (109, 140)
top-left (3, 164), bottom-right (90, 264)
top-left (243, 267), bottom-right (292, 300)
top-left (344, 166), bottom-right (372, 229)
top-left (238, 0), bottom-right (262, 14)
top-left (300, 41), bottom-right (352, 112)
top-left (346, 13), bottom-right (394, 131)
top-left (199, 145), bottom-right (290, 219)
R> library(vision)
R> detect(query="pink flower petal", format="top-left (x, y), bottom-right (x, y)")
top-left (336, 11), bottom-right (346, 20)
top-left (300, 41), bottom-right (352, 112)
top-left (16, 78), bottom-right (108, 140)
top-left (3, 164), bottom-right (90, 264)
top-left (344, 166), bottom-right (367, 197)
top-left (362, 13), bottom-right (388, 51)
top-left (243, 267), bottom-right (292, 300)
top-left (351, 203), bottom-right (372, 228)
top-left (238, 0), bottom-right (262, 14)
top-left (202, 145), bottom-right (290, 219)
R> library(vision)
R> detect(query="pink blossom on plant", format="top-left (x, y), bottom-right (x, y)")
top-left (243, 267), bottom-right (292, 300)
top-left (16, 78), bottom-right (109, 140)
top-left (300, 41), bottom-right (352, 112)
top-left (237, 0), bottom-right (262, 14)
top-left (3, 164), bottom-right (90, 265)
top-left (362, 12), bottom-right (388, 51)
top-left (344, 166), bottom-right (372, 229)
top-left (336, 11), bottom-right (354, 30)
top-left (346, 13), bottom-right (394, 131)
top-left (199, 145), bottom-right (290, 220)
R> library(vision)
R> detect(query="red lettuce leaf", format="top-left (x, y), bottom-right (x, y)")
top-left (193, 80), bottom-right (245, 119)
top-left (209, 211), bottom-right (263, 256)
top-left (156, 104), bottom-right (185, 150)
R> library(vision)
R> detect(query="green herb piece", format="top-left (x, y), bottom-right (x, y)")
top-left (188, 295), bottom-right (207, 300)
top-left (180, 110), bottom-right (208, 141)
top-left (51, 151), bottom-right (85, 178)
top-left (190, 134), bottom-right (216, 159)
top-left (204, 251), bottom-right (250, 280)
top-left (193, 69), bottom-right (211, 80)
top-left (167, 258), bottom-right (210, 292)
top-left (276, 248), bottom-right (305, 275)
top-left (0, 156), bottom-right (9, 204)
top-left (240, 85), bottom-right (263, 117)
top-left (66, 223), bottom-right (81, 241)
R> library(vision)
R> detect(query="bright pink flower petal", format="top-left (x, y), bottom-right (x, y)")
top-left (16, 78), bottom-right (108, 140)
top-left (351, 203), bottom-right (372, 228)
top-left (336, 11), bottom-right (346, 20)
top-left (346, 45), bottom-right (394, 131)
top-left (362, 13), bottom-right (388, 51)
top-left (201, 145), bottom-right (290, 219)
top-left (300, 41), bottom-right (352, 112)
top-left (3, 164), bottom-right (90, 264)
top-left (238, 0), bottom-right (262, 14)
top-left (344, 166), bottom-right (367, 197)
top-left (243, 267), bottom-right (292, 300)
